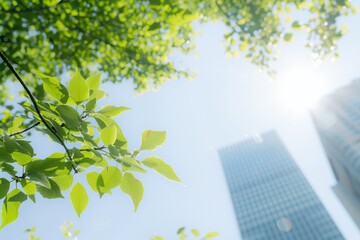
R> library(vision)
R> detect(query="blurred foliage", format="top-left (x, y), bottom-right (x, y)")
top-left (0, 0), bottom-right (196, 96)
top-left (192, 0), bottom-right (356, 76)
top-left (26, 221), bottom-right (80, 240)
top-left (0, 0), bottom-right (356, 101)
top-left (0, 66), bottom-right (180, 228)
top-left (151, 226), bottom-right (219, 240)
top-left (25, 221), bottom-right (80, 240)
top-left (26, 224), bottom-right (218, 240)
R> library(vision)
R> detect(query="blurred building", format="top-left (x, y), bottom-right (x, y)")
top-left (219, 131), bottom-right (344, 239)
top-left (311, 80), bottom-right (360, 228)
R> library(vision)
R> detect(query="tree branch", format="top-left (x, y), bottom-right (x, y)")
top-left (9, 121), bottom-right (40, 137)
top-left (0, 50), bottom-right (78, 173)
top-left (80, 146), bottom-right (106, 152)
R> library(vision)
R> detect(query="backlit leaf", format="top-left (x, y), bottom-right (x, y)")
top-left (68, 69), bottom-right (89, 103)
top-left (70, 183), bottom-right (88, 217)
top-left (51, 175), bottom-right (73, 191)
top-left (142, 157), bottom-right (181, 182)
top-left (191, 229), bottom-right (200, 237)
top-left (205, 232), bottom-right (219, 239)
top-left (283, 32), bottom-right (294, 42)
top-left (8, 116), bottom-right (24, 135)
top-left (86, 172), bottom-right (100, 192)
top-left (98, 166), bottom-right (122, 193)
top-left (98, 105), bottom-right (130, 117)
top-left (120, 172), bottom-right (143, 211)
top-left (4, 136), bottom-right (33, 165)
top-left (100, 125), bottom-right (117, 145)
top-left (1, 189), bottom-right (27, 229)
top-left (86, 72), bottom-right (101, 89)
top-left (140, 130), bottom-right (166, 151)
top-left (21, 180), bottom-right (37, 196)
top-left (39, 73), bottom-right (69, 103)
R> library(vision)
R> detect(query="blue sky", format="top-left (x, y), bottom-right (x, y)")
top-left (1, 3), bottom-right (360, 239)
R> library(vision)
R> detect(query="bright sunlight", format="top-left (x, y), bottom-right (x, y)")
top-left (275, 65), bottom-right (329, 113)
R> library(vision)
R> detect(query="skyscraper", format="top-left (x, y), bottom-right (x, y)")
top-left (311, 79), bottom-right (360, 228)
top-left (219, 131), bottom-right (344, 239)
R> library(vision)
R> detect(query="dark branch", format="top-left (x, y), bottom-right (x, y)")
top-left (0, 50), bottom-right (78, 173)
top-left (9, 121), bottom-right (40, 137)
top-left (80, 146), bottom-right (106, 152)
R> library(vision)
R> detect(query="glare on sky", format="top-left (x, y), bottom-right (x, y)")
top-left (275, 64), bottom-right (330, 113)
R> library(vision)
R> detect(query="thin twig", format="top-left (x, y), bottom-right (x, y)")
top-left (9, 121), bottom-right (40, 137)
top-left (80, 146), bottom-right (106, 152)
top-left (0, 50), bottom-right (78, 173)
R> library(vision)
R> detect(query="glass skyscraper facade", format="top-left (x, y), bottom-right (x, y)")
top-left (219, 131), bottom-right (344, 239)
top-left (311, 79), bottom-right (360, 228)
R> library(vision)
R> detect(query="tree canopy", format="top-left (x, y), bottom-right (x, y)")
top-left (1, 0), bottom-right (355, 98)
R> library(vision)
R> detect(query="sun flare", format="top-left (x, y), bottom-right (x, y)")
top-left (276, 69), bottom-right (328, 113)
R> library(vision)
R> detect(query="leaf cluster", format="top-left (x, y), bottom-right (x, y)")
top-left (0, 69), bottom-right (180, 228)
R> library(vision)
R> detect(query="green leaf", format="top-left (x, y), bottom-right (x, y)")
top-left (8, 116), bottom-right (24, 135)
top-left (39, 73), bottom-right (69, 103)
top-left (4, 136), bottom-right (33, 165)
top-left (26, 152), bottom-right (70, 177)
top-left (0, 162), bottom-right (16, 176)
top-left (86, 72), bottom-right (101, 89)
top-left (142, 157), bottom-right (181, 182)
top-left (75, 157), bottom-right (97, 168)
top-left (205, 232), bottom-right (219, 239)
top-left (28, 194), bottom-right (36, 203)
top-left (291, 21), bottom-right (302, 29)
top-left (0, 178), bottom-right (10, 199)
top-left (37, 179), bottom-right (64, 199)
top-left (149, 22), bottom-right (161, 31)
top-left (89, 89), bottom-right (105, 101)
top-left (98, 105), bottom-right (130, 117)
top-left (120, 172), bottom-right (143, 211)
top-left (98, 167), bottom-right (122, 193)
top-left (108, 145), bottom-right (120, 157)
top-left (51, 175), bottom-right (73, 191)
top-left (68, 69), bottom-right (89, 103)
top-left (1, 189), bottom-right (27, 229)
top-left (150, 0), bottom-right (161, 6)
top-left (177, 227), bottom-right (185, 234)
top-left (70, 183), bottom-right (88, 217)
top-left (86, 172), bottom-right (100, 192)
top-left (283, 32), bottom-right (294, 42)
top-left (27, 172), bottom-right (51, 188)
top-left (56, 105), bottom-right (82, 129)
top-left (140, 130), bottom-right (166, 151)
top-left (120, 156), bottom-right (143, 169)
top-left (0, 147), bottom-right (14, 162)
top-left (21, 180), bottom-right (37, 195)
top-left (191, 229), bottom-right (200, 237)
top-left (336, 0), bottom-right (347, 6)
top-left (85, 98), bottom-right (97, 112)
top-left (100, 125), bottom-right (117, 145)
